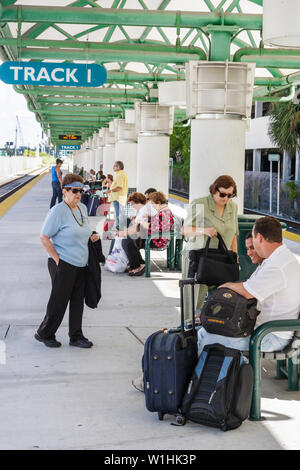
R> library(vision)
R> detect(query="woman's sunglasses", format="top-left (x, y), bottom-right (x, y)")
top-left (218, 190), bottom-right (234, 199)
top-left (64, 188), bottom-right (84, 194)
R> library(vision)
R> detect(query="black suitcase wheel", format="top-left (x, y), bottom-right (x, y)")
top-left (175, 415), bottom-right (186, 426)
top-left (158, 412), bottom-right (165, 421)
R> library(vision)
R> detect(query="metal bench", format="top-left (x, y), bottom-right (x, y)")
top-left (246, 319), bottom-right (300, 421)
top-left (144, 215), bottom-right (183, 277)
top-left (144, 230), bottom-right (175, 277)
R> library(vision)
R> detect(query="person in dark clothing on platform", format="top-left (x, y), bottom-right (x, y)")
top-left (35, 173), bottom-right (100, 349)
top-left (50, 158), bottom-right (63, 208)
top-left (119, 192), bottom-right (148, 276)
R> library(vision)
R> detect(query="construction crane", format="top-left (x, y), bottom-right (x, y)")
top-left (14, 115), bottom-right (25, 156)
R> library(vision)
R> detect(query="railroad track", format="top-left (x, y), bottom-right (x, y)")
top-left (0, 171), bottom-right (44, 203)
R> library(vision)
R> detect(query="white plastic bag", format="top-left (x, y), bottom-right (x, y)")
top-left (104, 238), bottom-right (129, 273)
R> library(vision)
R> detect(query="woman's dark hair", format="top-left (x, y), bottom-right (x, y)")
top-left (209, 175), bottom-right (237, 197)
top-left (144, 187), bottom-right (157, 195)
top-left (148, 191), bottom-right (168, 205)
top-left (128, 192), bottom-right (147, 205)
top-left (62, 173), bottom-right (84, 187)
top-left (106, 174), bottom-right (113, 182)
top-left (253, 216), bottom-right (282, 243)
top-left (56, 158), bottom-right (63, 165)
top-left (115, 161), bottom-right (124, 170)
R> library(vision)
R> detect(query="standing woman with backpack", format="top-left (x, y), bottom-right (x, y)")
top-left (50, 158), bottom-right (63, 208)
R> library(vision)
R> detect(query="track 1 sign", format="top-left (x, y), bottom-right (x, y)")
top-left (0, 61), bottom-right (107, 87)
top-left (59, 145), bottom-right (81, 151)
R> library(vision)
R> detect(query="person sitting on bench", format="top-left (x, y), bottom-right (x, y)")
top-left (198, 216), bottom-right (300, 354)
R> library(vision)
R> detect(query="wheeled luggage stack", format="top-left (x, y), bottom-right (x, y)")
top-left (143, 279), bottom-right (198, 421)
top-left (142, 276), bottom-right (254, 431)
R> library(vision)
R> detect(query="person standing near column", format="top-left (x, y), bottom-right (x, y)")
top-left (181, 174), bottom-right (239, 321)
top-left (36, 173), bottom-right (99, 349)
top-left (50, 158), bottom-right (63, 209)
top-left (104, 161), bottom-right (128, 230)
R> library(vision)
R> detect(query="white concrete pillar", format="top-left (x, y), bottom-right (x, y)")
top-left (283, 150), bottom-right (292, 181)
top-left (253, 149), bottom-right (261, 171)
top-left (89, 150), bottom-right (96, 172)
top-left (137, 135), bottom-right (170, 196)
top-left (255, 101), bottom-right (263, 118)
top-left (103, 145), bottom-right (115, 175)
top-left (115, 141), bottom-right (137, 190)
top-left (94, 147), bottom-right (103, 174)
top-left (189, 117), bottom-right (247, 214)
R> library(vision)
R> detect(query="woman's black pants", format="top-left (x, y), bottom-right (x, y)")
top-left (122, 237), bottom-right (145, 270)
top-left (37, 259), bottom-right (86, 341)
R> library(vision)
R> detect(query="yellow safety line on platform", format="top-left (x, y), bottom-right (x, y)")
top-left (168, 193), bottom-right (189, 203)
top-left (283, 230), bottom-right (300, 243)
top-left (0, 170), bottom-right (48, 219)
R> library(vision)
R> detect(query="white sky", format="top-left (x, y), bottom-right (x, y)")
top-left (0, 0), bottom-right (264, 148)
top-left (0, 78), bottom-right (42, 148)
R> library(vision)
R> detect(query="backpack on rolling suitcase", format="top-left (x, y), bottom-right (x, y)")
top-left (143, 279), bottom-right (198, 421)
top-left (176, 343), bottom-right (253, 431)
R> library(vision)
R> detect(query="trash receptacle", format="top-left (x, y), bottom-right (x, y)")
top-left (238, 215), bottom-right (287, 281)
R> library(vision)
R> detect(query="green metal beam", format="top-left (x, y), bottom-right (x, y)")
top-left (138, 0), bottom-right (172, 43)
top-left (13, 84), bottom-right (148, 98)
top-left (34, 105), bottom-right (124, 114)
top-left (248, 0), bottom-right (262, 6)
top-left (0, 6), bottom-right (263, 30)
top-left (254, 85), bottom-right (296, 102)
top-left (21, 0), bottom-right (103, 40)
top-left (36, 96), bottom-right (137, 105)
top-left (234, 47), bottom-right (300, 68)
top-left (31, 107), bottom-right (123, 117)
top-left (18, 46), bottom-right (205, 64)
top-left (0, 36), bottom-right (200, 52)
top-left (38, 115), bottom-right (111, 122)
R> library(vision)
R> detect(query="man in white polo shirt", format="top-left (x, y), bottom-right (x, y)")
top-left (198, 216), bottom-right (300, 354)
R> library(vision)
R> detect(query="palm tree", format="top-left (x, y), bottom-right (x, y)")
top-left (268, 101), bottom-right (300, 154)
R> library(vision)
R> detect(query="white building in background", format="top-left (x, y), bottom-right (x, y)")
top-left (245, 102), bottom-right (300, 182)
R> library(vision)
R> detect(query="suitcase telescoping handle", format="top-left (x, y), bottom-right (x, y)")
top-left (179, 279), bottom-right (196, 334)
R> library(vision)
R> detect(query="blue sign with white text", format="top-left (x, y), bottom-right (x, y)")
top-left (59, 145), bottom-right (81, 151)
top-left (0, 61), bottom-right (107, 87)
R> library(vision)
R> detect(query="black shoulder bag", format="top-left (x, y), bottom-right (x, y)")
top-left (188, 233), bottom-right (239, 286)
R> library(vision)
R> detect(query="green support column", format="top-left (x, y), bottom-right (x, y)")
top-left (208, 26), bottom-right (239, 61)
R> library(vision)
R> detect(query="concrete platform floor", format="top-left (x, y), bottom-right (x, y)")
top-left (0, 172), bottom-right (299, 450)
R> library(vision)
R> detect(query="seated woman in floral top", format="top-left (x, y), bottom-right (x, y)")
top-left (118, 191), bottom-right (174, 277)
top-left (147, 191), bottom-right (174, 249)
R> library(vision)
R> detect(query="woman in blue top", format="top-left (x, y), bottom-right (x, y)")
top-left (50, 158), bottom-right (63, 208)
top-left (35, 173), bottom-right (99, 349)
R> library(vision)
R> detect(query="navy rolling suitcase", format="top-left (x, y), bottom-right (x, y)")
top-left (81, 192), bottom-right (90, 207)
top-left (87, 195), bottom-right (100, 216)
top-left (143, 279), bottom-right (198, 421)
